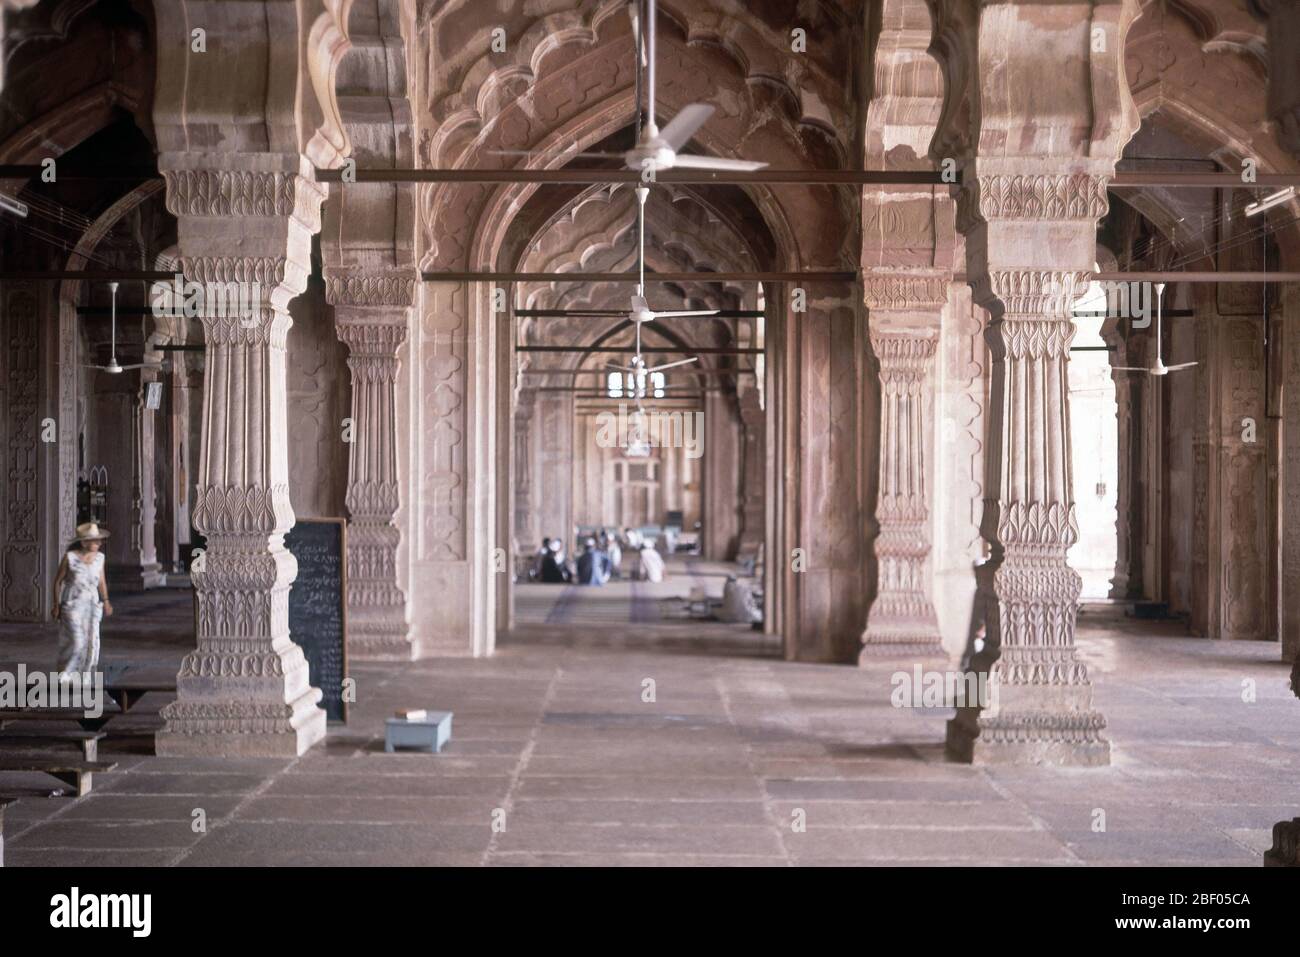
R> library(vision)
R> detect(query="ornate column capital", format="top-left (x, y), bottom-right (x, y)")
top-left (862, 271), bottom-right (951, 315)
top-left (973, 269), bottom-right (1088, 323)
top-left (869, 328), bottom-right (940, 376)
top-left (324, 268), bottom-right (419, 309)
top-left (959, 168), bottom-right (1112, 230)
top-left (162, 166), bottom-right (325, 227)
top-left (337, 316), bottom-right (410, 359)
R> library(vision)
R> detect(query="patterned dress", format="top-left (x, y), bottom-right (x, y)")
top-left (57, 551), bottom-right (104, 674)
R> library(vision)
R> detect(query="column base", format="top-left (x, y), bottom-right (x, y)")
top-left (156, 691), bottom-right (326, 757)
top-left (347, 592), bottom-right (414, 661)
top-left (858, 633), bottom-right (948, 662)
top-left (350, 629), bottom-right (415, 661)
top-left (156, 640), bottom-right (327, 758)
top-left (944, 670), bottom-right (1110, 767)
top-left (860, 603), bottom-right (947, 662)
top-left (1265, 818), bottom-right (1300, 866)
top-left (109, 563), bottom-right (166, 592)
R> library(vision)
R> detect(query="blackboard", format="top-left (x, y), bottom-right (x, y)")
top-left (284, 518), bottom-right (348, 723)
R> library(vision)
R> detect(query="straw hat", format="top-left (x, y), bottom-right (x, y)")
top-left (75, 522), bottom-right (110, 542)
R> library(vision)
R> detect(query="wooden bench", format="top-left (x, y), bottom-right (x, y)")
top-left (0, 756), bottom-right (117, 797)
top-left (0, 708), bottom-right (114, 733)
top-left (0, 795), bottom-right (17, 867)
top-left (0, 727), bottom-right (105, 761)
top-left (100, 665), bottom-right (177, 714)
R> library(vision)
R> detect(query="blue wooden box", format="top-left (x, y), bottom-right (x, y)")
top-left (384, 712), bottom-right (453, 753)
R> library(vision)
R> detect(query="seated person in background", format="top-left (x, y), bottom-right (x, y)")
top-left (534, 537), bottom-right (552, 580)
top-left (602, 530), bottom-right (622, 579)
top-left (539, 538), bottom-right (571, 583)
top-left (720, 575), bottom-right (762, 624)
top-left (576, 538), bottom-right (611, 585)
top-left (638, 542), bottom-right (665, 583)
top-left (656, 528), bottom-right (676, 558)
top-left (623, 526), bottom-right (642, 552)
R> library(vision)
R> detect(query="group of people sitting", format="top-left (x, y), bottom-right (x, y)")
top-left (534, 528), bottom-right (667, 586)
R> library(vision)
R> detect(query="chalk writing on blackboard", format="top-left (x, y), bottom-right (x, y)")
top-left (284, 518), bottom-right (348, 722)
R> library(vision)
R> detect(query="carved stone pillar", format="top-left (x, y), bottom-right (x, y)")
top-left (1248, 0), bottom-right (1300, 157)
top-left (947, 194), bottom-right (1112, 766)
top-left (775, 284), bottom-right (865, 663)
top-left (155, 160), bottom-right (327, 758)
top-left (1102, 318), bottom-right (1141, 599)
top-left (513, 391), bottom-right (536, 572)
top-left (929, 0), bottom-right (1139, 765)
top-left (327, 272), bottom-right (414, 661)
top-left (0, 1), bottom-right (38, 94)
top-left (861, 288), bottom-right (945, 660)
top-left (94, 377), bottom-right (160, 590)
top-left (735, 387), bottom-right (764, 564)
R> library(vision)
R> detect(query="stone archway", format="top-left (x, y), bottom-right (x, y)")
top-left (410, 2), bottom-right (864, 661)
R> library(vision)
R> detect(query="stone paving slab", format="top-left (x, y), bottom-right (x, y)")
top-left (785, 825), bottom-right (1073, 863)
top-left (487, 852), bottom-right (788, 867)
top-left (508, 798), bottom-right (771, 827)
top-left (492, 822), bottom-right (787, 856)
top-left (3, 587), bottom-right (1299, 866)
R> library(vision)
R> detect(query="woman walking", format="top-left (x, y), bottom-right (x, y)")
top-left (51, 522), bottom-right (113, 680)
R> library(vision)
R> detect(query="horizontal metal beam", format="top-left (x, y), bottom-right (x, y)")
top-left (0, 271), bottom-right (175, 281)
top-left (0, 165), bottom-right (162, 180)
top-left (533, 387), bottom-right (717, 394)
top-left (1093, 271), bottom-right (1300, 282)
top-left (13, 167), bottom-right (1294, 189)
top-left (519, 367), bottom-right (754, 376)
top-left (318, 168), bottom-right (952, 186)
top-left (13, 268), bottom-right (1289, 291)
top-left (429, 271), bottom-right (850, 283)
top-left (516, 308), bottom-right (764, 318)
top-left (1073, 309), bottom-right (1194, 317)
top-left (517, 345), bottom-right (761, 355)
top-left (1109, 171), bottom-right (1300, 188)
top-left (954, 272), bottom-right (1300, 284)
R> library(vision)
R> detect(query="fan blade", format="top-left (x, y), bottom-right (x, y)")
top-left (606, 360), bottom-right (631, 371)
top-left (646, 357), bottom-right (698, 372)
top-left (116, 362), bottom-right (165, 371)
top-left (650, 310), bottom-right (718, 318)
top-left (1110, 366), bottom-right (1151, 373)
top-left (1164, 361), bottom-right (1198, 371)
top-left (670, 154), bottom-right (768, 172)
top-left (659, 104), bottom-right (714, 152)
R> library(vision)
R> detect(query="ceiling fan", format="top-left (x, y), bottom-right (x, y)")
top-left (495, 0), bottom-right (767, 178)
top-left (1112, 283), bottom-right (1197, 377)
top-left (83, 282), bottom-right (166, 375)
top-left (605, 183), bottom-right (702, 398)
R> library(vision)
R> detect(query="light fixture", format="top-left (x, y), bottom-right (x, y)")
top-left (1244, 186), bottom-right (1296, 218)
top-left (0, 193), bottom-right (28, 218)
